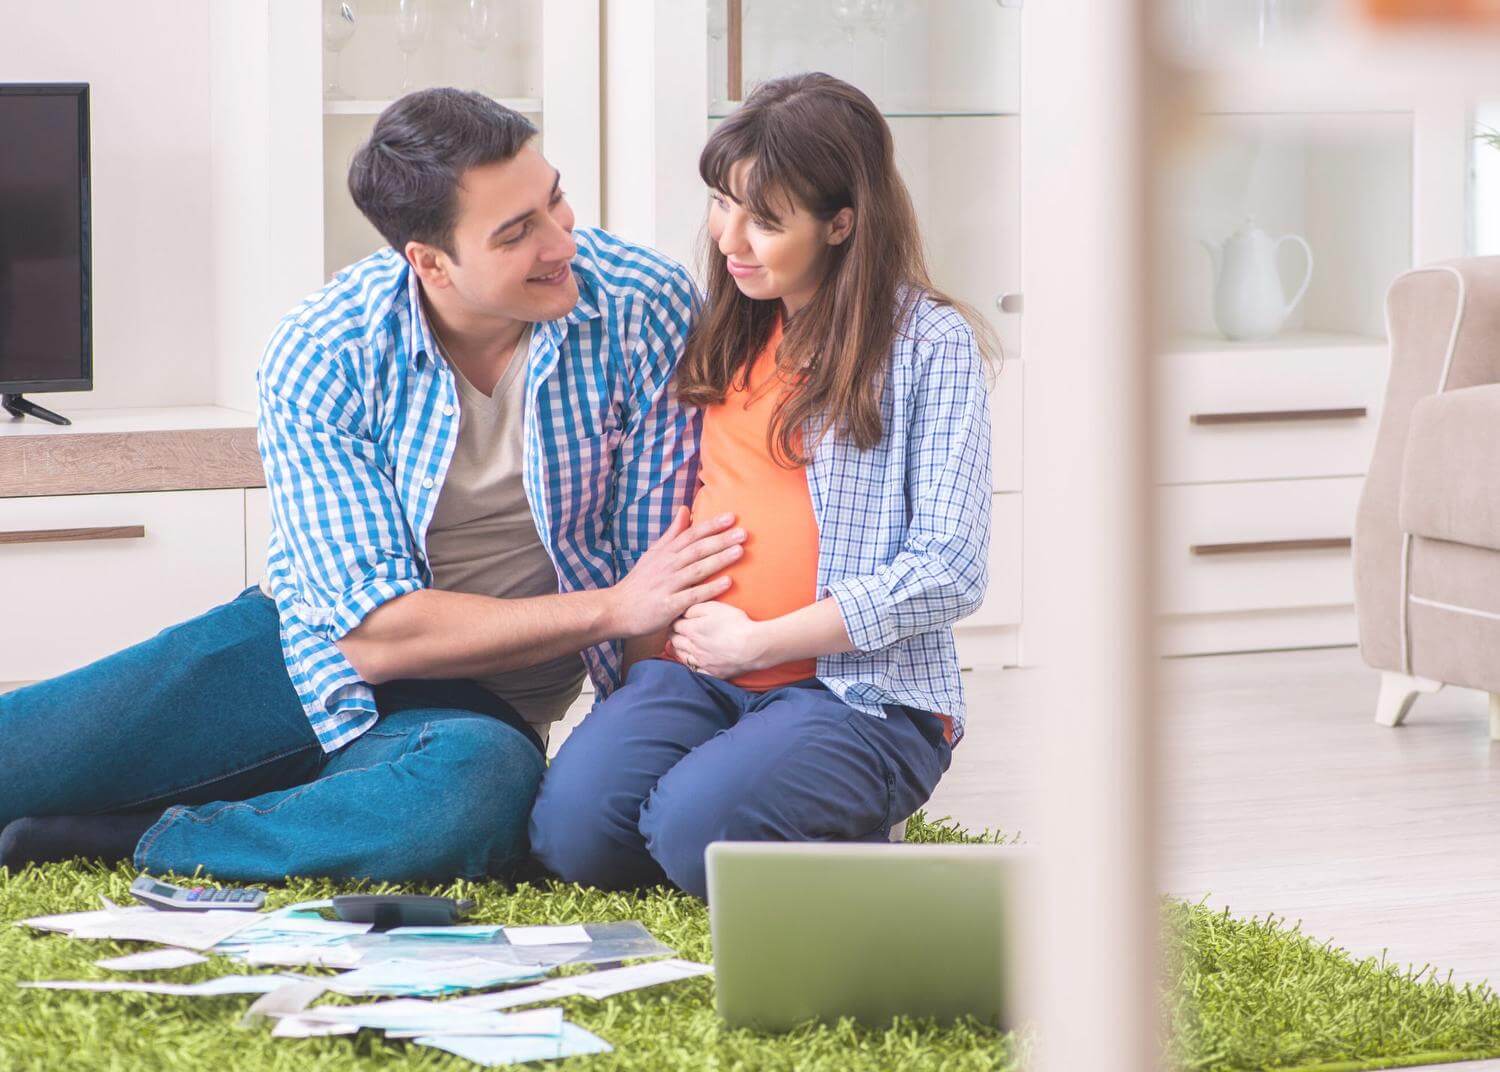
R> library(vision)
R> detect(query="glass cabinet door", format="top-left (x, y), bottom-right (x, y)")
top-left (707, 0), bottom-right (1022, 359)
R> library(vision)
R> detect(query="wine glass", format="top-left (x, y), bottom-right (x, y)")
top-left (322, 0), bottom-right (357, 101)
top-left (396, 0), bottom-right (431, 94)
top-left (460, 0), bottom-right (502, 97)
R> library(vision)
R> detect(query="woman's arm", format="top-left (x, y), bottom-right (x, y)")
top-left (669, 598), bottom-right (854, 681)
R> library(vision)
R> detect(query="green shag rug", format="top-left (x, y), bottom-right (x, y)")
top-left (0, 813), bottom-right (1497, 1072)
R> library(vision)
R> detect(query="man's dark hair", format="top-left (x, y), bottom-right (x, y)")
top-left (348, 88), bottom-right (537, 260)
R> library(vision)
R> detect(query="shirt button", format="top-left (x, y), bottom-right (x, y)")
top-left (422, 477), bottom-right (435, 489)
top-left (443, 405), bottom-right (454, 416)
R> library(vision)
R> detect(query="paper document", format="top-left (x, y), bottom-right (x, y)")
top-left (446, 959), bottom-right (713, 1011)
top-left (272, 1017), bottom-right (358, 1038)
top-left (324, 956), bottom-right (544, 997)
top-left (21, 974), bottom-right (309, 997)
top-left (502, 925), bottom-right (591, 947)
top-left (414, 1021), bottom-right (612, 1066)
top-left (16, 907), bottom-right (152, 935)
top-left (299, 1002), bottom-right (564, 1038)
top-left (565, 958), bottom-right (714, 998)
top-left (446, 980), bottom-right (578, 1011)
top-left (96, 949), bottom-right (208, 972)
top-left (69, 909), bottom-right (262, 950)
top-left (386, 924), bottom-right (506, 939)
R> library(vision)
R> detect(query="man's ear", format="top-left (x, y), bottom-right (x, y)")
top-left (405, 241), bottom-right (452, 289)
top-left (826, 207), bottom-right (855, 247)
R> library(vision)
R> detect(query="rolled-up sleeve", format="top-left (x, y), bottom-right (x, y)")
top-left (257, 320), bottom-right (425, 645)
top-left (824, 327), bottom-right (993, 652)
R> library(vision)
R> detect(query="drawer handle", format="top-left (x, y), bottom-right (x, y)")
top-left (1192, 536), bottom-right (1352, 556)
top-left (0, 526), bottom-right (146, 546)
top-left (1191, 407), bottom-right (1367, 426)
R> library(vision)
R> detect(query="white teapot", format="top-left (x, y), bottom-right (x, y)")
top-left (1202, 219), bottom-right (1313, 342)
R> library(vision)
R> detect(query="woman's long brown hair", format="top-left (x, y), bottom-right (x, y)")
top-left (677, 72), bottom-right (997, 466)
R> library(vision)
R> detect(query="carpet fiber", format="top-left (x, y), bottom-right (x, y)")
top-left (0, 813), bottom-right (1497, 1071)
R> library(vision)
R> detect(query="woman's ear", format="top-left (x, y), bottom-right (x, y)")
top-left (826, 207), bottom-right (855, 247)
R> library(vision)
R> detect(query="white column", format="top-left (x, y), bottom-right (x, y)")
top-left (1020, 0), bottom-right (1159, 1069)
top-left (601, 0), bottom-right (709, 271)
top-left (543, 0), bottom-right (602, 228)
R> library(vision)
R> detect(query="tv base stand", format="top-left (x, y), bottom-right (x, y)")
top-left (2, 394), bottom-right (70, 426)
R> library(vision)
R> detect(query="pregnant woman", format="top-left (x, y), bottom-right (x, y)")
top-left (528, 72), bottom-right (995, 899)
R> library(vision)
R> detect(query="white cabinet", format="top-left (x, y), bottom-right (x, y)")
top-left (0, 490), bottom-right (248, 682)
top-left (245, 487), bottom-right (272, 588)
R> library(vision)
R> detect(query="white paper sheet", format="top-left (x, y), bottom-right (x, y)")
top-left (242, 943), bottom-right (365, 969)
top-left (95, 948), bottom-right (208, 972)
top-left (271, 1016), bottom-right (359, 1038)
top-left (502, 925), bottom-right (591, 947)
top-left (565, 958), bottom-right (714, 998)
top-left (69, 909), bottom-right (263, 951)
top-left (299, 1002), bottom-right (564, 1038)
top-left (324, 956), bottom-right (544, 997)
top-left (445, 980), bottom-right (579, 1011)
top-left (21, 974), bottom-right (308, 996)
top-left (386, 924), bottom-right (505, 939)
top-left (413, 1022), bottom-right (612, 1066)
top-left (15, 907), bottom-right (152, 935)
top-left (242, 979), bottom-right (329, 1026)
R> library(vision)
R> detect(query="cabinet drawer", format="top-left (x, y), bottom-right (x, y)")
top-left (964, 492), bottom-right (1022, 627)
top-left (1156, 477), bottom-right (1360, 616)
top-left (1156, 343), bottom-right (1387, 485)
top-left (989, 358), bottom-right (1022, 493)
top-left (0, 490), bottom-right (246, 682)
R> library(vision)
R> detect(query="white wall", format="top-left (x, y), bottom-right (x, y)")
top-left (1, 0), bottom-right (217, 412)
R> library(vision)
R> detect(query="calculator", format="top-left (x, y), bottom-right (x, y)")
top-left (129, 874), bottom-right (266, 912)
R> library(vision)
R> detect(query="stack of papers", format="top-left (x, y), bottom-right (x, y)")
top-left (13, 900), bottom-right (710, 1067)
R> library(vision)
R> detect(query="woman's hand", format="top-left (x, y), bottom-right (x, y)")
top-left (669, 601), bottom-right (770, 680)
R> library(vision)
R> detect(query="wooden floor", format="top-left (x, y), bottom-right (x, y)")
top-left (923, 646), bottom-right (1500, 997)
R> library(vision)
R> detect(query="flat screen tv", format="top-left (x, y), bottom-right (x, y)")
top-left (0, 83), bottom-right (91, 426)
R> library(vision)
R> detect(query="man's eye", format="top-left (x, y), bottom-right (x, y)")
top-left (501, 224), bottom-right (530, 246)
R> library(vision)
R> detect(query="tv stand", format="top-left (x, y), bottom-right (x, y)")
top-left (1, 394), bottom-right (70, 426)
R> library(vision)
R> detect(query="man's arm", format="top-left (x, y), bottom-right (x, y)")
top-left (259, 321), bottom-right (741, 688)
top-left (339, 509), bottom-right (744, 684)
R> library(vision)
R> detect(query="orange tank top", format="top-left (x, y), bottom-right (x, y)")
top-left (675, 320), bottom-right (820, 690)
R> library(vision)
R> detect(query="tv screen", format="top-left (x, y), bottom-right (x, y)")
top-left (0, 83), bottom-right (91, 395)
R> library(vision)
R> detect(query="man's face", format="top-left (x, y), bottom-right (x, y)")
top-left (414, 141), bottom-right (579, 324)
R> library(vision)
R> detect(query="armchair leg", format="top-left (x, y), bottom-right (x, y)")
top-left (1489, 694), bottom-right (1500, 742)
top-left (1375, 671), bottom-right (1443, 728)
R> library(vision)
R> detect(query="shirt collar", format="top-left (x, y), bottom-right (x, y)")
top-left (404, 259), bottom-right (601, 368)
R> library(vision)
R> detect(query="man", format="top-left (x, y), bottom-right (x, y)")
top-left (0, 89), bottom-right (741, 882)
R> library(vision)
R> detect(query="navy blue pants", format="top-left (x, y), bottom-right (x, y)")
top-left (0, 587), bottom-right (545, 883)
top-left (528, 658), bottom-right (951, 899)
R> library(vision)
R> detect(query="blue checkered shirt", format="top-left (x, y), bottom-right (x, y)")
top-left (811, 296), bottom-right (993, 741)
top-left (256, 228), bottom-right (700, 751)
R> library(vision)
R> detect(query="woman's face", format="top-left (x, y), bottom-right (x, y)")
top-left (707, 159), bottom-right (852, 317)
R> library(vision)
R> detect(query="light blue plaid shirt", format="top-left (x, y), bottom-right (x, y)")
top-left (257, 228), bottom-right (700, 750)
top-left (811, 296), bottom-right (993, 742)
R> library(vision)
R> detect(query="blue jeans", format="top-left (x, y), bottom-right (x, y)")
top-left (0, 587), bottom-right (545, 883)
top-left (528, 658), bottom-right (952, 899)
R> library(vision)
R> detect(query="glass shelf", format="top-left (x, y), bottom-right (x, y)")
top-left (325, 97), bottom-right (541, 116)
top-left (708, 104), bottom-right (1017, 120)
top-left (1161, 111), bottom-right (1412, 344)
top-left (709, 0), bottom-right (1019, 118)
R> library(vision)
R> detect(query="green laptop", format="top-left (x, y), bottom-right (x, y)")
top-left (705, 841), bottom-right (1029, 1031)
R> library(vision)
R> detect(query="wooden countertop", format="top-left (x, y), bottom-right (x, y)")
top-left (0, 406), bottom-right (264, 497)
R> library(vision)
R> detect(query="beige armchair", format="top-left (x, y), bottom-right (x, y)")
top-left (1356, 257), bottom-right (1500, 740)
